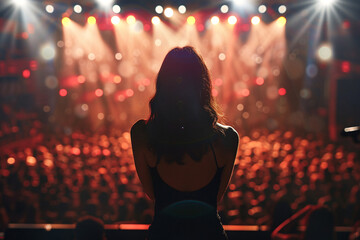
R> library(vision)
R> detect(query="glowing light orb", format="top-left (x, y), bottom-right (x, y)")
top-left (164, 8), bottom-right (174, 18)
top-left (187, 16), bottom-right (196, 25)
top-left (62, 17), bottom-right (71, 26)
top-left (318, 0), bottom-right (336, 7)
top-left (7, 157), bottom-right (15, 165)
top-left (97, 0), bottom-right (113, 8)
top-left (45, 5), bottom-right (54, 13)
top-left (276, 17), bottom-right (287, 26)
top-left (220, 5), bottom-right (229, 13)
top-left (59, 89), bottom-right (67, 97)
top-left (74, 5), bottom-right (82, 13)
top-left (278, 88), bottom-right (286, 96)
top-left (77, 75), bottom-right (85, 83)
top-left (45, 75), bottom-right (58, 89)
top-left (278, 5), bottom-right (287, 14)
top-left (126, 89), bottom-right (134, 97)
top-left (95, 89), bottom-right (104, 97)
top-left (219, 53), bottom-right (226, 61)
top-left (40, 43), bottom-right (56, 61)
top-left (97, 113), bottom-right (105, 120)
top-left (115, 53), bottom-right (122, 60)
top-left (155, 5), bottom-right (163, 14)
top-left (251, 16), bottom-right (260, 25)
top-left (255, 77), bottom-right (264, 85)
top-left (152, 16), bottom-right (161, 25)
top-left (13, 0), bottom-right (28, 7)
top-left (258, 5), bottom-right (267, 13)
top-left (22, 69), bottom-right (30, 78)
top-left (113, 75), bottom-right (122, 83)
top-left (26, 156), bottom-right (37, 166)
top-left (178, 5), bottom-right (186, 14)
top-left (126, 15), bottom-right (136, 25)
top-left (228, 16), bottom-right (237, 25)
top-left (211, 16), bottom-right (220, 25)
top-left (111, 16), bottom-right (120, 25)
top-left (113, 5), bottom-right (121, 13)
top-left (317, 44), bottom-right (333, 61)
top-left (88, 16), bottom-right (96, 25)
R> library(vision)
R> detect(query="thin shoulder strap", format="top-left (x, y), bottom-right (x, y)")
top-left (209, 143), bottom-right (219, 169)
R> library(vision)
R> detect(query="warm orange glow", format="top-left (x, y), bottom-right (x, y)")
top-left (151, 16), bottom-right (160, 25)
top-left (95, 89), bottom-right (104, 97)
top-left (187, 16), bottom-right (196, 25)
top-left (7, 157), bottom-right (15, 165)
top-left (228, 16), bottom-right (237, 25)
top-left (211, 16), bottom-right (220, 25)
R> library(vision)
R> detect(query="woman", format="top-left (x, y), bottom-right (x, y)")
top-left (131, 46), bottom-right (238, 239)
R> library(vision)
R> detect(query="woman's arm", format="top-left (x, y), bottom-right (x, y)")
top-left (217, 126), bottom-right (239, 202)
top-left (131, 120), bottom-right (155, 200)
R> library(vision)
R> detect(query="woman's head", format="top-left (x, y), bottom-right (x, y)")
top-left (149, 46), bottom-right (218, 130)
top-left (147, 46), bottom-right (221, 161)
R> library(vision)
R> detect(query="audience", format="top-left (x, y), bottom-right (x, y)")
top-left (0, 124), bottom-right (359, 229)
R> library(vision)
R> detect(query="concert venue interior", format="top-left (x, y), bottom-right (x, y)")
top-left (0, 0), bottom-right (359, 239)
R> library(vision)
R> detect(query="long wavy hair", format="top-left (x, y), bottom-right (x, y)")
top-left (147, 46), bottom-right (223, 164)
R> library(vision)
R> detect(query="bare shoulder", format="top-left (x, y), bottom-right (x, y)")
top-left (216, 123), bottom-right (239, 146)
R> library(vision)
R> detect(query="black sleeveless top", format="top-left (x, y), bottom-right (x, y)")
top-left (149, 144), bottom-right (224, 214)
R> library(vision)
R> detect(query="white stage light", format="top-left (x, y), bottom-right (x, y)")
top-left (318, 0), bottom-right (336, 7)
top-left (13, 0), bottom-right (28, 8)
top-left (111, 16), bottom-right (120, 25)
top-left (113, 5), bottom-right (121, 13)
top-left (74, 5), bottom-right (82, 13)
top-left (97, 0), bottom-right (113, 8)
top-left (45, 5), bottom-right (54, 13)
top-left (40, 43), bottom-right (56, 61)
top-left (278, 5), bottom-right (287, 14)
top-left (164, 7), bottom-right (174, 18)
top-left (155, 5), bottom-right (163, 14)
top-left (211, 16), bottom-right (220, 25)
top-left (258, 5), bottom-right (267, 13)
top-left (178, 5), bottom-right (186, 14)
top-left (220, 5), bottom-right (229, 13)
top-left (317, 44), bottom-right (333, 61)
top-left (152, 16), bottom-right (161, 25)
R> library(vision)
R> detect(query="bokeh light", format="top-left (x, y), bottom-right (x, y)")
top-left (22, 69), bottom-right (30, 78)
top-left (278, 5), bottom-right (287, 14)
top-left (45, 5), bottom-right (54, 13)
top-left (178, 5), bottom-right (186, 14)
top-left (155, 5), bottom-right (163, 14)
top-left (228, 16), bottom-right (238, 25)
top-left (258, 5), bottom-right (267, 13)
top-left (278, 88), bottom-right (287, 96)
top-left (276, 17), bottom-right (287, 26)
top-left (112, 5), bottom-right (121, 13)
top-left (221, 5), bottom-right (229, 13)
top-left (126, 15), bottom-right (136, 25)
top-left (74, 5), bottom-right (82, 13)
top-left (59, 89), bottom-right (67, 97)
top-left (111, 16), bottom-right (120, 25)
top-left (95, 89), bottom-right (104, 97)
top-left (317, 44), bottom-right (333, 61)
top-left (88, 16), bottom-right (96, 25)
top-left (40, 43), bottom-right (56, 61)
top-left (251, 16), bottom-right (260, 25)
top-left (164, 8), bottom-right (174, 18)
top-left (211, 16), bottom-right (220, 25)
top-left (187, 16), bottom-right (196, 25)
top-left (152, 16), bottom-right (161, 25)
top-left (62, 17), bottom-right (71, 26)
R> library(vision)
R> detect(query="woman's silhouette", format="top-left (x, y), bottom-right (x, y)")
top-left (131, 46), bottom-right (238, 239)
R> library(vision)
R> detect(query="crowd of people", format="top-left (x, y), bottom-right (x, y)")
top-left (1, 123), bottom-right (359, 230)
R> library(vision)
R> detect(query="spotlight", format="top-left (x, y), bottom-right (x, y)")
top-left (278, 5), bottom-right (287, 14)
top-left (258, 5), bottom-right (267, 13)
top-left (97, 0), bottom-right (113, 8)
top-left (220, 5), bottom-right (229, 13)
top-left (152, 16), bottom-right (161, 25)
top-left (318, 0), bottom-right (337, 7)
top-left (228, 16), bottom-right (237, 25)
top-left (164, 7), bottom-right (174, 18)
top-left (276, 16), bottom-right (286, 26)
top-left (40, 43), bottom-right (56, 61)
top-left (317, 43), bottom-right (333, 62)
top-left (12, 0), bottom-right (28, 8)
top-left (155, 5), bottom-right (163, 14)
top-left (62, 17), bottom-right (71, 26)
top-left (211, 16), bottom-right (220, 25)
top-left (187, 16), bottom-right (196, 25)
top-left (74, 5), bottom-right (82, 13)
top-left (178, 5), bottom-right (186, 14)
top-left (45, 4), bottom-right (54, 13)
top-left (87, 16), bottom-right (96, 25)
top-left (251, 16), bottom-right (260, 25)
top-left (126, 15), bottom-right (136, 25)
top-left (111, 16), bottom-right (120, 25)
top-left (113, 5), bottom-right (121, 13)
